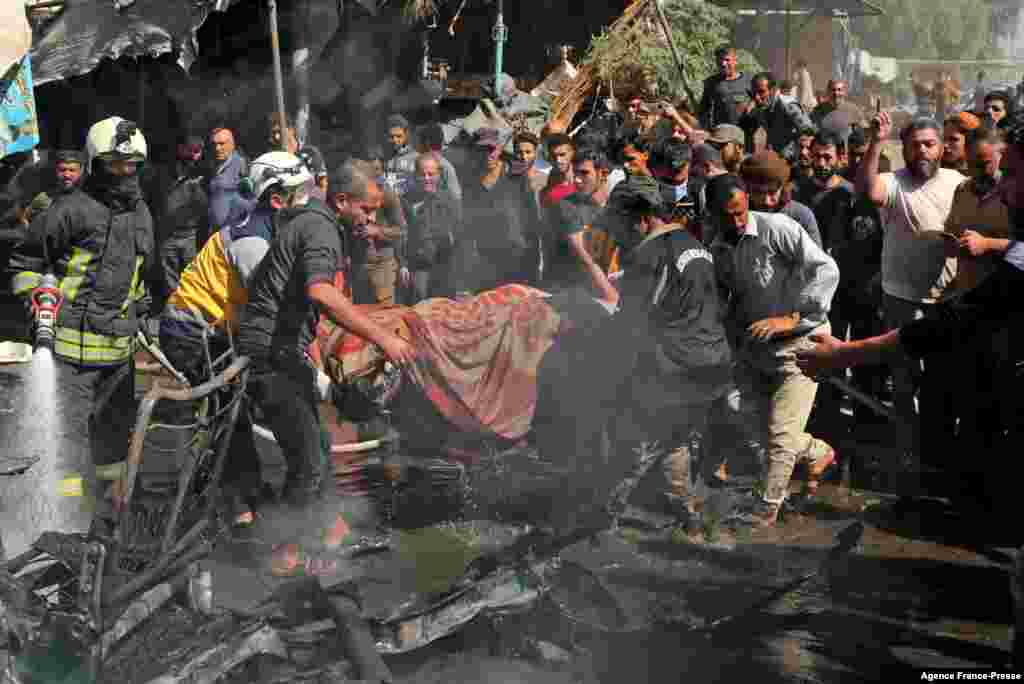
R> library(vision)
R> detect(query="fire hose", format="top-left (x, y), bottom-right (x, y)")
top-left (29, 272), bottom-right (62, 352)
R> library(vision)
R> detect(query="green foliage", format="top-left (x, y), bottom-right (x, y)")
top-left (857, 0), bottom-right (998, 61)
top-left (585, 0), bottom-right (761, 105)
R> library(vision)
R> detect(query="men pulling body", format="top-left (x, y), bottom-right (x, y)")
top-left (235, 161), bottom-right (417, 570)
top-left (159, 151), bottom-right (315, 528)
top-left (710, 176), bottom-right (839, 526)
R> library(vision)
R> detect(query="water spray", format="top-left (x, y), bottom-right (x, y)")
top-left (29, 273), bottom-right (63, 352)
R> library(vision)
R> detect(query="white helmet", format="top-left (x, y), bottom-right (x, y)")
top-left (84, 116), bottom-right (147, 171)
top-left (244, 151), bottom-right (313, 201)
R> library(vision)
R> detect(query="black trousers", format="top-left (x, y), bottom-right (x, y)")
top-left (245, 359), bottom-right (327, 508)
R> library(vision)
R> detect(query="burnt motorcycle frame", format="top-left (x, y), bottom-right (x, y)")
top-left (0, 337), bottom-right (249, 682)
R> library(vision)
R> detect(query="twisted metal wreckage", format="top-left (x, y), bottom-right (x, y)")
top-left (0, 284), bottom-right (866, 684)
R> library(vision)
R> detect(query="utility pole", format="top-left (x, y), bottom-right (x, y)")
top-left (493, 0), bottom-right (507, 87)
top-left (268, 0), bottom-right (288, 147)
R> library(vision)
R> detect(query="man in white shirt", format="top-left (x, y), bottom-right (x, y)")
top-left (856, 111), bottom-right (966, 466)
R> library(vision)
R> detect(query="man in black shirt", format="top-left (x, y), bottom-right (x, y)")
top-left (612, 185), bottom-right (733, 524)
top-left (462, 128), bottom-right (538, 290)
top-left (794, 131), bottom-right (855, 252)
top-left (547, 148), bottom-right (618, 303)
top-left (699, 45), bottom-right (753, 130)
top-left (237, 161), bottom-right (417, 547)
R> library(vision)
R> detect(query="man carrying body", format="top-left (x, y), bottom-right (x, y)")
top-left (710, 177), bottom-right (839, 526)
top-left (7, 118), bottom-right (152, 551)
top-left (236, 162), bottom-right (417, 555)
top-left (160, 152), bottom-right (313, 526)
top-left (613, 186), bottom-right (733, 527)
top-left (699, 45), bottom-right (753, 130)
top-left (856, 111), bottom-right (965, 468)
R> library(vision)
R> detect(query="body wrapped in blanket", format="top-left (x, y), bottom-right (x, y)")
top-left (309, 284), bottom-right (579, 446)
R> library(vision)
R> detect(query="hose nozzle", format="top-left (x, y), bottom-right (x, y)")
top-left (30, 273), bottom-right (63, 352)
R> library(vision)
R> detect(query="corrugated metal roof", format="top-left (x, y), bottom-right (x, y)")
top-left (28, 0), bottom-right (244, 86)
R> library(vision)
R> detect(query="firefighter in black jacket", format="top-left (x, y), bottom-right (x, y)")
top-left (8, 117), bottom-right (153, 547)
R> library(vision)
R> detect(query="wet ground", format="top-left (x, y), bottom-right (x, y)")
top-left (1, 353), bottom-right (1020, 683)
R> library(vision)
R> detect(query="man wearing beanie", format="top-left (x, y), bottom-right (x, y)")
top-left (709, 176), bottom-right (839, 527)
top-left (739, 150), bottom-right (821, 248)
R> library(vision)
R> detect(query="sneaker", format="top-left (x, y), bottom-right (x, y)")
top-left (803, 448), bottom-right (837, 497)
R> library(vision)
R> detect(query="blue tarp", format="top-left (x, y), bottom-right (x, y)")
top-left (1, 55), bottom-right (40, 158)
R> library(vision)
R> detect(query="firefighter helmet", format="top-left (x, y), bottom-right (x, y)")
top-left (84, 117), bottom-right (147, 170)
top-left (241, 151), bottom-right (313, 200)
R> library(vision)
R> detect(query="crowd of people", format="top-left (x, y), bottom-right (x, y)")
top-left (2, 41), bottom-right (1023, 556)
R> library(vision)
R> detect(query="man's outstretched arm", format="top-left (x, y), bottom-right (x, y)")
top-left (307, 282), bottom-right (418, 366)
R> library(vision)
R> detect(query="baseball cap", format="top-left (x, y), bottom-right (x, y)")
top-left (707, 124), bottom-right (745, 147)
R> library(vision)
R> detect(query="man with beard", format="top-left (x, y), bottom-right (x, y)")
top-left (160, 151), bottom-right (313, 528)
top-left (400, 154), bottom-right (461, 302)
top-left (612, 186), bottom-right (733, 528)
top-left (743, 72), bottom-right (815, 160)
top-left (811, 79), bottom-right (865, 131)
top-left (795, 131), bottom-right (855, 251)
top-left (699, 45), bottom-right (753, 130)
top-left (843, 126), bottom-right (891, 180)
top-left (707, 124), bottom-right (745, 174)
top-left (8, 118), bottom-right (153, 547)
top-left (942, 112), bottom-right (981, 174)
top-left (739, 150), bottom-right (822, 248)
top-left (939, 127), bottom-right (1015, 465)
top-left (150, 136), bottom-right (208, 311)
top-left (236, 161), bottom-right (418, 563)
top-left (795, 126), bottom-right (818, 181)
top-left (709, 177), bottom-right (839, 526)
top-left (983, 91), bottom-right (1013, 128)
top-left (53, 150), bottom-right (85, 195)
top-left (383, 114), bottom-right (417, 197)
top-left (857, 112), bottom-right (965, 467)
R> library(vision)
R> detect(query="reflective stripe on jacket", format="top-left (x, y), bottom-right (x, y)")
top-left (9, 187), bottom-right (154, 366)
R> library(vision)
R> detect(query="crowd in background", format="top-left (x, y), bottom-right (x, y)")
top-left (2, 41), bottom-right (1022, 536)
